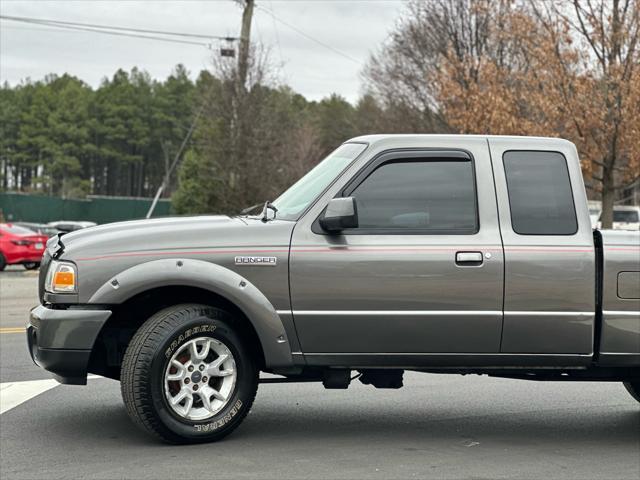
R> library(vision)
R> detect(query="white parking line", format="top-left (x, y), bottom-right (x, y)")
top-left (0, 375), bottom-right (103, 415)
top-left (0, 379), bottom-right (59, 415)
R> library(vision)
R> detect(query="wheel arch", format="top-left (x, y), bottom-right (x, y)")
top-left (87, 258), bottom-right (294, 378)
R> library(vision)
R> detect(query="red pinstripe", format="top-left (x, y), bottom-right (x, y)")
top-left (76, 245), bottom-right (604, 261)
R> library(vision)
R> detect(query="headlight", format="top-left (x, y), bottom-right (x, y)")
top-left (45, 260), bottom-right (78, 293)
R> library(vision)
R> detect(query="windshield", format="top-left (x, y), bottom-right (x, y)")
top-left (613, 210), bottom-right (639, 223)
top-left (272, 142), bottom-right (367, 221)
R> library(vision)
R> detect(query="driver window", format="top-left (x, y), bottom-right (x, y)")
top-left (350, 159), bottom-right (478, 234)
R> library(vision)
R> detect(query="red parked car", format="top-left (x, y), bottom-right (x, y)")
top-left (0, 224), bottom-right (48, 271)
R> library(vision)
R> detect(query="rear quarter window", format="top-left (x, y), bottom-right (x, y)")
top-left (503, 151), bottom-right (578, 235)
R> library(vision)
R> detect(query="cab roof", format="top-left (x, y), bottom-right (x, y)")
top-left (347, 134), bottom-right (574, 148)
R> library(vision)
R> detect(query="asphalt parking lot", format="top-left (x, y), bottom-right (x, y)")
top-left (1, 269), bottom-right (639, 480)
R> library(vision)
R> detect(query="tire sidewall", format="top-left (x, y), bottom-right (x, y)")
top-left (148, 308), bottom-right (256, 442)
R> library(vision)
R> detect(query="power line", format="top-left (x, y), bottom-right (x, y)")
top-left (12, 21), bottom-right (209, 47)
top-left (268, 1), bottom-right (286, 70)
top-left (0, 14), bottom-right (237, 41)
top-left (1, 24), bottom-right (204, 47)
top-left (0, 15), bottom-right (238, 45)
top-left (42, 24), bottom-right (210, 48)
top-left (255, 4), bottom-right (360, 65)
top-left (0, 17), bottom-right (205, 47)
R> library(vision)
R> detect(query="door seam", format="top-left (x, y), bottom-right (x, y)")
top-left (486, 137), bottom-right (507, 352)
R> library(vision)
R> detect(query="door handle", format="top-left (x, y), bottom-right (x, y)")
top-left (455, 251), bottom-right (483, 265)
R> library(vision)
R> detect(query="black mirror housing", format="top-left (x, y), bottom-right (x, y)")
top-left (319, 197), bottom-right (358, 233)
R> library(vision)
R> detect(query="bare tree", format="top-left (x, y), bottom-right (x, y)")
top-left (362, 0), bottom-right (516, 133)
top-left (529, 0), bottom-right (640, 227)
top-left (178, 43), bottom-right (320, 214)
top-left (367, 0), bottom-right (639, 228)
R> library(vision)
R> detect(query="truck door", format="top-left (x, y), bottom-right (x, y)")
top-left (487, 138), bottom-right (596, 355)
top-left (287, 137), bottom-right (504, 359)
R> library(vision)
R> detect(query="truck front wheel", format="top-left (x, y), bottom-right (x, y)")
top-left (623, 381), bottom-right (640, 403)
top-left (120, 304), bottom-right (258, 444)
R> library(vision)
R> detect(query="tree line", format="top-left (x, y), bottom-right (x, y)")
top-left (0, 64), bottom-right (394, 209)
top-left (1, 0), bottom-right (638, 227)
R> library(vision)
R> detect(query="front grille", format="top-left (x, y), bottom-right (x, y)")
top-left (38, 251), bottom-right (51, 304)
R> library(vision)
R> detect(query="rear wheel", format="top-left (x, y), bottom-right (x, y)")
top-left (623, 381), bottom-right (640, 403)
top-left (120, 304), bottom-right (258, 444)
top-left (23, 262), bottom-right (40, 270)
top-left (0, 254), bottom-right (6, 271)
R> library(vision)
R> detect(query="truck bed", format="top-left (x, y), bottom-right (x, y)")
top-left (597, 230), bottom-right (640, 365)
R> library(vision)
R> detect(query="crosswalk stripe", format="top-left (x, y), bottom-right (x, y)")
top-left (0, 378), bottom-right (59, 414)
top-left (0, 375), bottom-right (104, 415)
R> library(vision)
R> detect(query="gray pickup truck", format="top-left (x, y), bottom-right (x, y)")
top-left (28, 135), bottom-right (639, 444)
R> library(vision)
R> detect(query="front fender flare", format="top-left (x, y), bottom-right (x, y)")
top-left (88, 258), bottom-right (293, 368)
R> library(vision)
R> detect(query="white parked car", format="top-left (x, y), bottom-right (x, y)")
top-left (597, 206), bottom-right (640, 230)
top-left (611, 206), bottom-right (640, 230)
top-left (47, 220), bottom-right (97, 233)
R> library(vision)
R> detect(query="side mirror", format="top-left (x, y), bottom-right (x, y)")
top-left (319, 197), bottom-right (358, 233)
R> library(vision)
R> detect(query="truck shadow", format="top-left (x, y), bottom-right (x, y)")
top-left (4, 380), bottom-right (638, 451)
top-left (33, 399), bottom-right (640, 448)
top-left (239, 403), bottom-right (640, 445)
top-left (3, 384), bottom-right (638, 479)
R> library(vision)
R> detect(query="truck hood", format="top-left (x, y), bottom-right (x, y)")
top-left (41, 215), bottom-right (295, 305)
top-left (54, 215), bottom-right (294, 260)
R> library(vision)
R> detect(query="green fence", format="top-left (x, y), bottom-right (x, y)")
top-left (0, 193), bottom-right (171, 224)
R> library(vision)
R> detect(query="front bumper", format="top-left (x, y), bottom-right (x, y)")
top-left (27, 304), bottom-right (112, 384)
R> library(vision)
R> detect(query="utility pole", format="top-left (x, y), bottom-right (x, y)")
top-left (237, 0), bottom-right (254, 91)
top-left (230, 0), bottom-right (254, 198)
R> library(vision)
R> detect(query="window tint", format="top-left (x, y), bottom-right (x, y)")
top-left (503, 151), bottom-right (577, 235)
top-left (350, 159), bottom-right (477, 233)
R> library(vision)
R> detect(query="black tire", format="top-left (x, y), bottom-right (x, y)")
top-left (120, 304), bottom-right (259, 444)
top-left (623, 380), bottom-right (640, 403)
top-left (0, 254), bottom-right (6, 271)
top-left (23, 262), bottom-right (40, 270)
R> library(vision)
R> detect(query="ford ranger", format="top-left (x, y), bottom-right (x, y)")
top-left (27, 135), bottom-right (640, 444)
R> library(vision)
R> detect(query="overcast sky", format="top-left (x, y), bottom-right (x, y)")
top-left (0, 0), bottom-right (406, 102)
